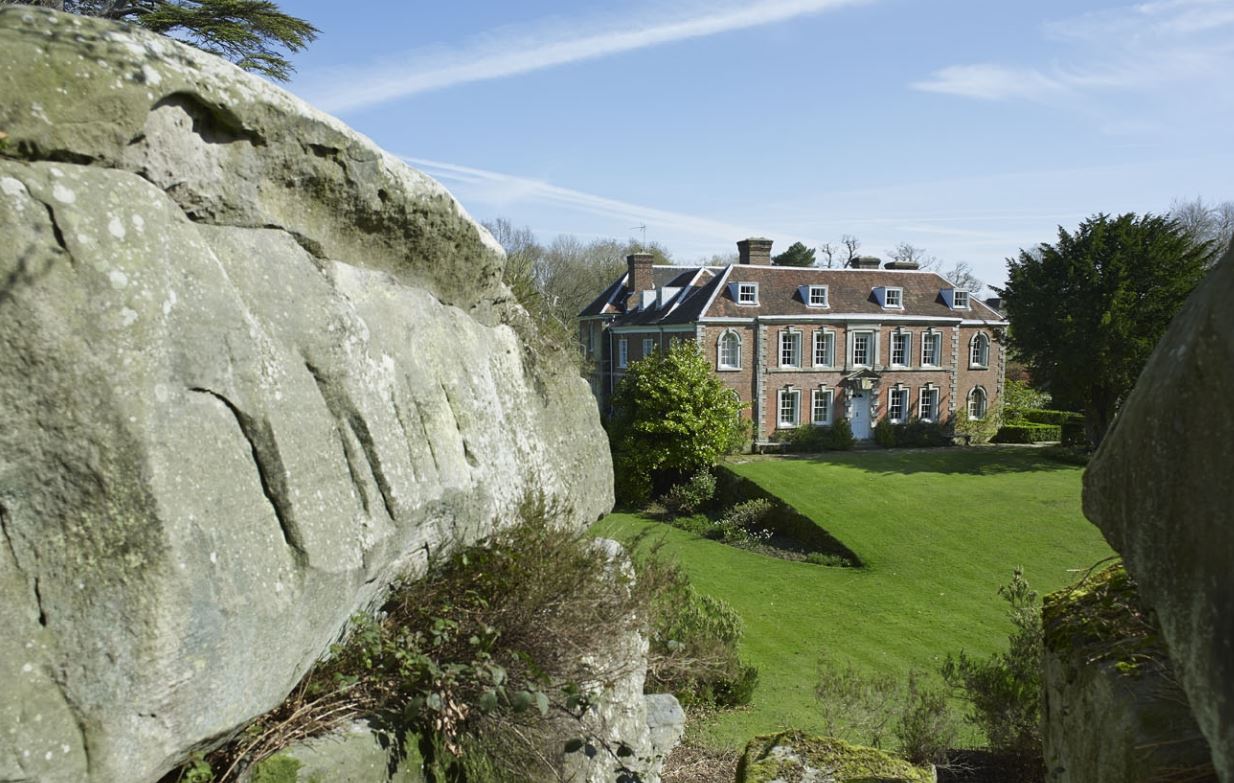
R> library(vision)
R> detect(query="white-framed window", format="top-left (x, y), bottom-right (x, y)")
top-left (891, 331), bottom-right (911, 367)
top-left (919, 386), bottom-right (939, 422)
top-left (852, 332), bottom-right (873, 367)
top-left (968, 386), bottom-right (988, 420)
top-left (779, 330), bottom-right (802, 368)
top-left (953, 290), bottom-right (970, 309)
top-left (813, 330), bottom-right (835, 367)
top-left (778, 387), bottom-right (801, 428)
top-left (643, 337), bottom-right (656, 358)
top-left (970, 332), bottom-right (990, 368)
top-left (888, 386), bottom-right (908, 423)
top-left (617, 338), bottom-right (628, 369)
top-left (921, 331), bottom-right (941, 367)
top-left (884, 287), bottom-right (903, 308)
top-left (811, 387), bottom-right (834, 425)
top-left (737, 282), bottom-right (758, 305)
top-left (808, 285), bottom-right (829, 307)
top-left (718, 330), bottom-right (741, 370)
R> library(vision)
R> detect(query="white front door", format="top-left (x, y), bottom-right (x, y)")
top-left (850, 391), bottom-right (872, 439)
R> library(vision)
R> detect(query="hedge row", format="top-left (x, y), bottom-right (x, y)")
top-left (1008, 408), bottom-right (1083, 426)
top-left (993, 422), bottom-right (1062, 443)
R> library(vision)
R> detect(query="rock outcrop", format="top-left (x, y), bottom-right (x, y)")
top-left (1083, 244), bottom-right (1234, 783)
top-left (0, 9), bottom-right (613, 783)
top-left (735, 732), bottom-right (934, 783)
top-left (1041, 564), bottom-right (1214, 783)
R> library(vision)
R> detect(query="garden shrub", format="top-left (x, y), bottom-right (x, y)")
top-left (1060, 417), bottom-right (1087, 447)
top-left (776, 420), bottom-right (856, 453)
top-left (824, 418), bottom-right (856, 450)
top-left (639, 551), bottom-right (758, 707)
top-left (1019, 408), bottom-right (1082, 427)
top-left (661, 469), bottom-right (716, 516)
top-left (953, 405), bottom-right (1001, 444)
top-left (993, 422), bottom-right (1061, 443)
top-left (178, 498), bottom-right (659, 783)
top-left (814, 655), bottom-right (898, 748)
top-left (874, 418), bottom-right (896, 448)
top-left (714, 498), bottom-right (775, 545)
top-left (893, 671), bottom-right (958, 766)
top-left (670, 513), bottom-right (716, 538)
top-left (1003, 379), bottom-right (1051, 412)
top-left (941, 569), bottom-right (1042, 758)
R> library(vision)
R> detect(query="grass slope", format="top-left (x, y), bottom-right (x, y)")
top-left (594, 447), bottom-right (1113, 748)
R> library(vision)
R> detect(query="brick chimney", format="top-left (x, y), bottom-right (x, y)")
top-left (625, 252), bottom-right (655, 310)
top-left (737, 237), bottom-right (774, 266)
top-left (851, 256), bottom-right (882, 270)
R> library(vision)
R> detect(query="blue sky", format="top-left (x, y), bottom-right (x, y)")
top-left (283, 0), bottom-right (1234, 290)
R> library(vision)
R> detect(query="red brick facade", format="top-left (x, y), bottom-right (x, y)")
top-left (579, 242), bottom-right (1007, 445)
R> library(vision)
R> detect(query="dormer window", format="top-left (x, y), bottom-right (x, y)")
top-left (884, 287), bottom-right (903, 308)
top-left (953, 290), bottom-right (969, 309)
top-left (737, 282), bottom-right (758, 305)
top-left (808, 285), bottom-right (828, 307)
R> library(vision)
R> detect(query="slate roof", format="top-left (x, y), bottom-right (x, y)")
top-left (578, 264), bottom-right (1006, 325)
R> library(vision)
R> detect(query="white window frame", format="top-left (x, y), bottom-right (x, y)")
top-left (813, 330), bottom-right (835, 368)
top-left (890, 331), bottom-right (911, 368)
top-left (643, 337), bottom-right (656, 358)
top-left (778, 387), bottom-right (801, 428)
top-left (921, 330), bottom-right (941, 367)
top-left (970, 333), bottom-right (990, 368)
top-left (617, 338), bottom-right (628, 369)
top-left (953, 290), bottom-right (970, 310)
top-left (737, 282), bottom-right (759, 305)
top-left (852, 332), bottom-right (873, 368)
top-left (888, 386), bottom-right (908, 424)
top-left (779, 329), bottom-right (802, 368)
top-left (968, 386), bottom-right (988, 420)
top-left (811, 387), bottom-right (834, 426)
top-left (919, 386), bottom-right (938, 423)
top-left (807, 285), bottom-right (829, 308)
top-left (884, 287), bottom-right (904, 309)
top-left (717, 330), bottom-right (741, 370)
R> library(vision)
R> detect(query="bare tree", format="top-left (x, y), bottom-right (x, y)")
top-left (817, 242), bottom-right (836, 268)
top-left (841, 235), bottom-right (862, 267)
top-left (942, 261), bottom-right (983, 292)
top-left (1170, 196), bottom-right (1234, 263)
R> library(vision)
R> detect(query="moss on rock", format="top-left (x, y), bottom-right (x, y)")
top-left (736, 731), bottom-right (933, 783)
top-left (1042, 563), bottom-right (1165, 677)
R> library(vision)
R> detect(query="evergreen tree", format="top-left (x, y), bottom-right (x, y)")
top-left (3, 0), bottom-right (318, 81)
top-left (1000, 213), bottom-right (1210, 446)
top-left (772, 241), bottom-right (816, 267)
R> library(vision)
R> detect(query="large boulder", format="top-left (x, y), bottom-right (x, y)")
top-left (1083, 244), bottom-right (1234, 782)
top-left (735, 732), bottom-right (934, 783)
top-left (1041, 564), bottom-right (1214, 783)
top-left (0, 8), bottom-right (613, 783)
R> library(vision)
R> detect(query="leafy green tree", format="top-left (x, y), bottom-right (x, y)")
top-left (608, 341), bottom-right (745, 504)
top-left (1000, 213), bottom-right (1210, 447)
top-left (3, 0), bottom-right (318, 80)
top-left (772, 241), bottom-right (817, 267)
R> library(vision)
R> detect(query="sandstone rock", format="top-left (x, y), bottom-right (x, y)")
top-left (1041, 565), bottom-right (1214, 783)
top-left (1083, 244), bottom-right (1234, 783)
top-left (273, 722), bottom-right (423, 783)
top-left (735, 732), bottom-right (934, 783)
top-left (0, 9), bottom-right (612, 783)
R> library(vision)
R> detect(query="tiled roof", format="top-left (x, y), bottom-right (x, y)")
top-left (580, 264), bottom-right (1006, 325)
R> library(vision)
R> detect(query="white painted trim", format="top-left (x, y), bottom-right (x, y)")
top-left (697, 315), bottom-right (755, 324)
top-left (918, 384), bottom-right (939, 422)
top-left (609, 324), bottom-right (697, 334)
top-left (806, 284), bottom-right (830, 308)
top-left (889, 328), bottom-right (912, 369)
top-left (777, 386), bottom-right (802, 429)
top-left (717, 328), bottom-right (742, 370)
top-left (757, 313), bottom-right (962, 323)
top-left (735, 281), bottom-right (760, 305)
top-left (960, 318), bottom-right (1008, 326)
top-left (777, 327), bottom-right (804, 369)
top-left (697, 265), bottom-right (735, 320)
top-left (811, 386), bottom-right (835, 426)
top-left (813, 328), bottom-right (837, 369)
top-left (887, 384), bottom-right (909, 424)
top-left (617, 338), bottom-right (628, 369)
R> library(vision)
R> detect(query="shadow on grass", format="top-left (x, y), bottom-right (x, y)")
top-left (784, 445), bottom-right (1083, 476)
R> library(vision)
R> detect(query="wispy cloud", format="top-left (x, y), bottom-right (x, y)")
top-left (912, 0), bottom-right (1234, 103)
top-left (300, 0), bottom-right (868, 113)
top-left (402, 156), bottom-right (760, 244)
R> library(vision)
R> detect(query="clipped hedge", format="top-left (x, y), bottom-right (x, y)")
top-left (993, 422), bottom-right (1062, 443)
top-left (1060, 418), bottom-right (1087, 447)
top-left (1019, 408), bottom-right (1083, 426)
top-left (775, 419), bottom-right (856, 453)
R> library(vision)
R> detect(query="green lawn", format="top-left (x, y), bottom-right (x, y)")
top-left (593, 447), bottom-right (1113, 748)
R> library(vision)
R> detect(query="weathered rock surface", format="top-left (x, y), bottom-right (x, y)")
top-left (735, 732), bottom-right (934, 783)
top-left (1041, 565), bottom-right (1214, 783)
top-left (1083, 244), bottom-right (1234, 783)
top-left (0, 8), bottom-right (613, 783)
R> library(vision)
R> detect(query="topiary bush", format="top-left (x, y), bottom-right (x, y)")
top-left (824, 418), bottom-right (856, 450)
top-left (993, 422), bottom-right (1061, 443)
top-left (874, 418), bottom-right (896, 448)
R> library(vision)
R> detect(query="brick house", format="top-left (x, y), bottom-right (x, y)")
top-left (578, 238), bottom-right (1008, 446)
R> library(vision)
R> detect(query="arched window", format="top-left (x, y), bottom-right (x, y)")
top-left (970, 332), bottom-right (990, 368)
top-left (968, 386), bottom-right (988, 420)
top-left (718, 330), bottom-right (741, 369)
